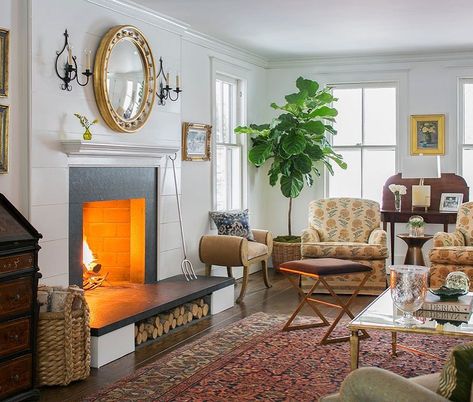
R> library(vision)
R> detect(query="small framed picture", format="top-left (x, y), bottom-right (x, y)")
top-left (410, 114), bottom-right (445, 155)
top-left (0, 29), bottom-right (9, 97)
top-left (439, 193), bottom-right (464, 212)
top-left (182, 122), bottom-right (211, 161)
top-left (0, 104), bottom-right (8, 173)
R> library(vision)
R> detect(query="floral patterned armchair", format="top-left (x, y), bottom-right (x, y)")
top-left (429, 202), bottom-right (473, 289)
top-left (301, 198), bottom-right (388, 295)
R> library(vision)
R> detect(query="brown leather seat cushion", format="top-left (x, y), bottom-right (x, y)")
top-left (279, 258), bottom-right (371, 276)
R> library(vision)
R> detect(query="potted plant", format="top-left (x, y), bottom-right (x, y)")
top-left (407, 215), bottom-right (425, 237)
top-left (236, 77), bottom-right (346, 268)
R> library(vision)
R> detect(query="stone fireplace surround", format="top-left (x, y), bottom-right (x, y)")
top-left (69, 166), bottom-right (158, 286)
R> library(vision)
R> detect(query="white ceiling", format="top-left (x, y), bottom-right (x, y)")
top-left (133, 0), bottom-right (473, 60)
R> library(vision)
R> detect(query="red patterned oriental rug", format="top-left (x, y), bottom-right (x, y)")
top-left (84, 312), bottom-right (463, 402)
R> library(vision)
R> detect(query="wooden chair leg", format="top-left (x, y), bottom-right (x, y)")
top-left (236, 265), bottom-right (249, 304)
top-left (205, 264), bottom-right (212, 276)
top-left (226, 266), bottom-right (234, 278)
top-left (262, 259), bottom-right (272, 288)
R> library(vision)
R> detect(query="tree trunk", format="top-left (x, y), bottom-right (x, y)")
top-left (288, 197), bottom-right (293, 236)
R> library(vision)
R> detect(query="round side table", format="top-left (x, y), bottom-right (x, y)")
top-left (396, 233), bottom-right (434, 266)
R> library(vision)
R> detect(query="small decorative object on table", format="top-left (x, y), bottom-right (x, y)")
top-left (388, 184), bottom-right (407, 212)
top-left (407, 215), bottom-right (425, 237)
top-left (445, 271), bottom-right (470, 293)
top-left (439, 193), bottom-right (464, 212)
top-left (390, 265), bottom-right (429, 325)
top-left (74, 113), bottom-right (98, 141)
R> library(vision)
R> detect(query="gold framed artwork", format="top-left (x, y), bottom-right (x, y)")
top-left (410, 114), bottom-right (445, 155)
top-left (182, 122), bottom-right (211, 161)
top-left (0, 28), bottom-right (9, 97)
top-left (0, 105), bottom-right (9, 173)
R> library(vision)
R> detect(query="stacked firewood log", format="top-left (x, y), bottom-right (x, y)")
top-left (134, 298), bottom-right (210, 345)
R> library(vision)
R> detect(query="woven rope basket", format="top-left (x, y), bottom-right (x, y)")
top-left (272, 241), bottom-right (302, 270)
top-left (37, 287), bottom-right (91, 386)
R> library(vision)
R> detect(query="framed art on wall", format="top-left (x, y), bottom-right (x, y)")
top-left (182, 122), bottom-right (211, 161)
top-left (0, 105), bottom-right (8, 173)
top-left (0, 29), bottom-right (9, 97)
top-left (439, 193), bottom-right (463, 212)
top-left (410, 114), bottom-right (445, 155)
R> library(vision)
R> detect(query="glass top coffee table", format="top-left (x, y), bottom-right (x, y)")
top-left (348, 289), bottom-right (473, 370)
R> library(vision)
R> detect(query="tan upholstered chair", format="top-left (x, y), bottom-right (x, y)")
top-left (199, 230), bottom-right (273, 303)
top-left (429, 202), bottom-right (473, 289)
top-left (301, 198), bottom-right (388, 295)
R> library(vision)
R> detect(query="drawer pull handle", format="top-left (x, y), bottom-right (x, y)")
top-left (8, 293), bottom-right (21, 301)
top-left (9, 333), bottom-right (20, 342)
top-left (11, 373), bottom-right (19, 382)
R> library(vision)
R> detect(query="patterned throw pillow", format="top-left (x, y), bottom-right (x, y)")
top-left (438, 342), bottom-right (473, 402)
top-left (209, 209), bottom-right (254, 241)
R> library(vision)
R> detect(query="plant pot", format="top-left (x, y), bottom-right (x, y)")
top-left (272, 241), bottom-right (301, 270)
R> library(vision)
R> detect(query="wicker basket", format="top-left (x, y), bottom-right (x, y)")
top-left (37, 287), bottom-right (91, 386)
top-left (272, 241), bottom-right (302, 270)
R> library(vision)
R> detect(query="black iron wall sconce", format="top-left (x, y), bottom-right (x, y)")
top-left (156, 57), bottom-right (182, 105)
top-left (55, 30), bottom-right (93, 91)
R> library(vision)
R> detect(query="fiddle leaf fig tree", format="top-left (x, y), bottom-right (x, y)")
top-left (235, 77), bottom-right (347, 239)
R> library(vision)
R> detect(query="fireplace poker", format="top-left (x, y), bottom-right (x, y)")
top-left (169, 153), bottom-right (197, 281)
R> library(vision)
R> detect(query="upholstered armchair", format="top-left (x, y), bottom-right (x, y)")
top-left (429, 202), bottom-right (473, 289)
top-left (301, 198), bottom-right (388, 295)
top-left (199, 230), bottom-right (273, 303)
top-left (320, 367), bottom-right (449, 402)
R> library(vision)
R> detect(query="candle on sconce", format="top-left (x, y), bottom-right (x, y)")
top-left (166, 72), bottom-right (170, 84)
top-left (176, 75), bottom-right (180, 88)
top-left (67, 45), bottom-right (73, 66)
top-left (85, 50), bottom-right (91, 71)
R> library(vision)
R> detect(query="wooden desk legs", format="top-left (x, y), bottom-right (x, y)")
top-left (350, 330), bottom-right (360, 370)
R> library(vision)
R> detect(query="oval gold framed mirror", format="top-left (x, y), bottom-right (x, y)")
top-left (94, 25), bottom-right (156, 133)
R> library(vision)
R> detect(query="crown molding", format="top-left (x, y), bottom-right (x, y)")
top-left (85, 0), bottom-right (190, 35)
top-left (183, 29), bottom-right (268, 69)
top-left (267, 49), bottom-right (473, 69)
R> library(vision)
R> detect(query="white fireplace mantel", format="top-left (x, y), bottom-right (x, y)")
top-left (60, 140), bottom-right (179, 167)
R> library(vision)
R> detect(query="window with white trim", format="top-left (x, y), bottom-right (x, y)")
top-left (327, 84), bottom-right (397, 203)
top-left (214, 74), bottom-right (245, 211)
top-left (460, 79), bottom-right (473, 198)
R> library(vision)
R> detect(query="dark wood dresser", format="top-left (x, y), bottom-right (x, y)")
top-left (0, 194), bottom-right (42, 401)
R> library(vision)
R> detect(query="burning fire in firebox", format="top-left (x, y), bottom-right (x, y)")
top-left (82, 238), bottom-right (108, 290)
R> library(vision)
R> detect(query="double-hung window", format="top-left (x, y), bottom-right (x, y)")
top-left (214, 74), bottom-right (245, 211)
top-left (326, 84), bottom-right (397, 203)
top-left (460, 79), bottom-right (473, 197)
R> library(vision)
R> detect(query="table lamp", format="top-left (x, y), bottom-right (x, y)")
top-left (401, 156), bottom-right (441, 211)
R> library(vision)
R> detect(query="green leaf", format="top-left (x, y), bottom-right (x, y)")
top-left (308, 106), bottom-right (338, 118)
top-left (305, 144), bottom-right (324, 160)
top-left (296, 77), bottom-right (319, 97)
top-left (248, 143), bottom-right (271, 166)
top-left (281, 132), bottom-right (306, 155)
top-left (285, 90), bottom-right (307, 106)
top-left (270, 102), bottom-right (280, 109)
top-left (301, 121), bottom-right (325, 135)
top-left (280, 159), bottom-right (292, 176)
top-left (280, 174), bottom-right (304, 198)
top-left (324, 125), bottom-right (337, 135)
top-left (305, 173), bottom-right (314, 187)
top-left (269, 171), bottom-right (279, 186)
top-left (293, 154), bottom-right (312, 174)
top-left (316, 92), bottom-right (334, 103)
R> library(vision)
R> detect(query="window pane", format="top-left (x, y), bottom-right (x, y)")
top-left (230, 147), bottom-right (242, 209)
top-left (465, 83), bottom-right (473, 144)
top-left (363, 148), bottom-right (396, 203)
top-left (332, 88), bottom-right (362, 146)
top-left (222, 82), bottom-right (230, 143)
top-left (463, 149), bottom-right (473, 199)
top-left (364, 87), bottom-right (396, 145)
top-left (328, 149), bottom-right (361, 198)
top-left (215, 80), bottom-right (223, 142)
top-left (216, 145), bottom-right (227, 211)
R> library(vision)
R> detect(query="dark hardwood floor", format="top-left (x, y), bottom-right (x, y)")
top-left (39, 270), bottom-right (375, 401)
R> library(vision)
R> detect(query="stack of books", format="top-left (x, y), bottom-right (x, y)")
top-left (415, 292), bottom-right (473, 323)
